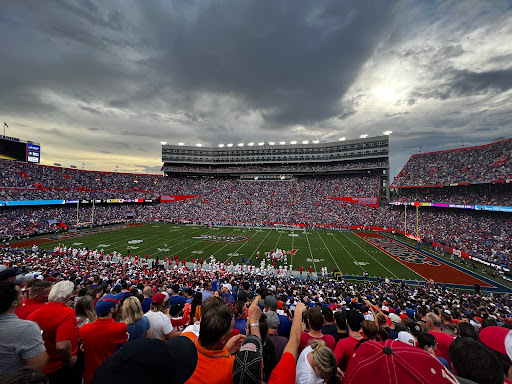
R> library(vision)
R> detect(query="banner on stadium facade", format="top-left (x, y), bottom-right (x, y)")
top-left (327, 196), bottom-right (378, 207)
top-left (158, 195), bottom-right (200, 203)
top-left (389, 201), bottom-right (512, 212)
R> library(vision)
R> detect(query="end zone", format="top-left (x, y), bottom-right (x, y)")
top-left (354, 232), bottom-right (510, 292)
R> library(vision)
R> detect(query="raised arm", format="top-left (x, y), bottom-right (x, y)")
top-left (282, 301), bottom-right (306, 360)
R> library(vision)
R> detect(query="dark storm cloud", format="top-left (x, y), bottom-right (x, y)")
top-left (449, 69), bottom-right (512, 96)
top-left (136, 1), bottom-right (397, 126)
top-left (410, 68), bottom-right (512, 102)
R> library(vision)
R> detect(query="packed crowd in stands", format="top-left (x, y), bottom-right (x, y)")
top-left (0, 155), bottom-right (511, 271)
top-left (392, 184), bottom-right (512, 207)
top-left (0, 159), bottom-right (382, 201)
top-left (1, 245), bottom-right (512, 384)
top-left (391, 138), bottom-right (512, 187)
top-left (162, 159), bottom-right (388, 174)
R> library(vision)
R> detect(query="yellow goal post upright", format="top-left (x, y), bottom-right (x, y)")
top-left (75, 200), bottom-right (95, 227)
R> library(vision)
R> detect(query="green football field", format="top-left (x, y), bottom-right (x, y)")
top-left (38, 223), bottom-right (425, 280)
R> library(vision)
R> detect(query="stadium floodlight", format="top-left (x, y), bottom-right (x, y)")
top-left (302, 140), bottom-right (309, 144)
top-left (258, 142), bottom-right (265, 146)
top-left (312, 140), bottom-right (320, 144)
top-left (338, 137), bottom-right (346, 141)
top-left (290, 140), bottom-right (297, 144)
top-left (248, 142), bottom-right (254, 146)
top-left (359, 134), bottom-right (368, 139)
top-left (237, 143), bottom-right (244, 146)
top-left (218, 144), bottom-right (225, 147)
top-left (280, 175), bottom-right (285, 180)
top-left (383, 130), bottom-right (392, 135)
top-left (196, 143), bottom-right (202, 147)
top-left (160, 141), bottom-right (167, 145)
top-left (279, 141), bottom-right (286, 145)
top-left (178, 142), bottom-right (185, 146)
top-left (269, 141), bottom-right (275, 145)
top-left (227, 143), bottom-right (233, 147)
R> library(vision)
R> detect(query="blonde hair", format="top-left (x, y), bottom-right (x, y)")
top-left (75, 296), bottom-right (97, 323)
top-left (122, 296), bottom-right (144, 325)
top-left (48, 281), bottom-right (74, 302)
top-left (310, 340), bottom-right (338, 383)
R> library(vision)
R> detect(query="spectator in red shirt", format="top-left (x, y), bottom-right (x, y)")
top-left (333, 310), bottom-right (364, 371)
top-left (299, 306), bottom-right (336, 353)
top-left (426, 312), bottom-right (454, 365)
top-left (27, 280), bottom-right (80, 384)
top-left (80, 292), bottom-right (128, 384)
top-left (15, 280), bottom-right (52, 320)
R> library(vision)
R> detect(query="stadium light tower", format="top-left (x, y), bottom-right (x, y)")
top-left (178, 142), bottom-right (185, 146)
top-left (383, 130), bottom-right (392, 135)
top-left (290, 140), bottom-right (297, 144)
top-left (227, 143), bottom-right (233, 147)
top-left (248, 142), bottom-right (254, 146)
top-left (338, 137), bottom-right (346, 141)
top-left (269, 141), bottom-right (275, 145)
top-left (312, 140), bottom-right (320, 144)
top-left (258, 142), bottom-right (265, 146)
top-left (160, 141), bottom-right (167, 145)
top-left (218, 144), bottom-right (225, 147)
top-left (237, 143), bottom-right (244, 146)
top-left (302, 140), bottom-right (309, 144)
top-left (196, 143), bottom-right (202, 147)
top-left (359, 134), bottom-right (368, 139)
top-left (279, 141), bottom-right (286, 145)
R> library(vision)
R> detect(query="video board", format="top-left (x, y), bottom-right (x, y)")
top-left (0, 137), bottom-right (40, 163)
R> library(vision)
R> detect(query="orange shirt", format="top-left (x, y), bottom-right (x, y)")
top-left (183, 332), bottom-right (235, 384)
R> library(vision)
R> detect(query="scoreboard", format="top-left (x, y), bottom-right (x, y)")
top-left (0, 136), bottom-right (40, 163)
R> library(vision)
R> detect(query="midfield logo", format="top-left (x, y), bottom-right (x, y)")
top-left (192, 234), bottom-right (251, 243)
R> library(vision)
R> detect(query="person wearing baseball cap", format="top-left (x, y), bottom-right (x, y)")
top-left (91, 337), bottom-right (198, 384)
top-left (145, 292), bottom-right (176, 340)
top-left (264, 294), bottom-right (291, 338)
top-left (265, 311), bottom-right (288, 363)
top-left (80, 293), bottom-right (128, 384)
top-left (479, 326), bottom-right (512, 382)
top-left (344, 339), bottom-right (458, 384)
top-left (449, 336), bottom-right (503, 384)
top-left (0, 267), bottom-right (20, 283)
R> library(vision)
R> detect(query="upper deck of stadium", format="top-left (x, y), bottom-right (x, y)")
top-left (162, 135), bottom-right (388, 165)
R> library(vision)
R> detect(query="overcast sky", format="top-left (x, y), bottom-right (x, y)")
top-left (0, 0), bottom-right (511, 178)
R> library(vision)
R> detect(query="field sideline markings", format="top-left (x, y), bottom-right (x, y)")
top-left (247, 228), bottom-right (275, 264)
top-left (353, 232), bottom-right (425, 281)
top-left (342, 232), bottom-right (400, 279)
top-left (217, 228), bottom-right (258, 263)
top-left (128, 225), bottom-right (205, 255)
top-left (303, 229), bottom-right (317, 273)
top-left (315, 231), bottom-right (341, 272)
top-left (42, 224), bottom-right (158, 255)
top-left (173, 227), bottom-right (236, 259)
top-left (119, 225), bottom-right (207, 256)
top-left (329, 232), bottom-right (366, 274)
top-left (224, 228), bottom-right (262, 263)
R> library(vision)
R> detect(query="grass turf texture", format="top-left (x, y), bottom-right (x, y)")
top-left (31, 223), bottom-right (507, 290)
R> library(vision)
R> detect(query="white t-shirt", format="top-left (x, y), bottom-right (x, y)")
top-left (144, 311), bottom-right (173, 339)
top-left (296, 346), bottom-right (324, 384)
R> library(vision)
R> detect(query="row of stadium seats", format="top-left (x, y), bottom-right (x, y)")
top-left (391, 184), bottom-right (512, 207)
top-left (162, 159), bottom-right (388, 173)
top-left (391, 138), bottom-right (512, 187)
top-left (0, 159), bottom-right (381, 201)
